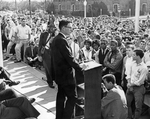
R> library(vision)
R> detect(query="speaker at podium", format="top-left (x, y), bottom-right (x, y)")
top-left (75, 61), bottom-right (102, 119)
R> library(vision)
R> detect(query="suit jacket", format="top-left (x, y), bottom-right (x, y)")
top-left (104, 49), bottom-right (123, 73)
top-left (101, 85), bottom-right (128, 119)
top-left (38, 32), bottom-right (50, 56)
top-left (98, 48), bottom-right (109, 65)
top-left (51, 33), bottom-right (82, 85)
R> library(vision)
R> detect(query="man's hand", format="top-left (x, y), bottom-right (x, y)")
top-left (38, 56), bottom-right (43, 62)
top-left (80, 63), bottom-right (88, 70)
top-left (121, 80), bottom-right (124, 87)
top-left (27, 57), bottom-right (32, 61)
top-left (0, 81), bottom-right (6, 92)
top-left (103, 67), bottom-right (107, 72)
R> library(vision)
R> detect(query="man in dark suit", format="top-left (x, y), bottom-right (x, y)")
top-left (0, 66), bottom-right (20, 86)
top-left (0, 97), bottom-right (40, 119)
top-left (38, 21), bottom-right (55, 88)
top-left (25, 41), bottom-right (39, 67)
top-left (51, 20), bottom-right (83, 119)
top-left (95, 38), bottom-right (109, 76)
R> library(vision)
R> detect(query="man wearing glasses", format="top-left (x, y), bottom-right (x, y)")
top-left (51, 20), bottom-right (83, 119)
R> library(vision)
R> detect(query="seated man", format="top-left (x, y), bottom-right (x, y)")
top-left (0, 81), bottom-right (35, 103)
top-left (0, 66), bottom-right (20, 86)
top-left (25, 41), bottom-right (39, 67)
top-left (101, 74), bottom-right (128, 119)
top-left (0, 81), bottom-right (38, 119)
top-left (0, 97), bottom-right (40, 119)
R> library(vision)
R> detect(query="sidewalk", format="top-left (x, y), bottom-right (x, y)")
top-left (3, 60), bottom-right (57, 119)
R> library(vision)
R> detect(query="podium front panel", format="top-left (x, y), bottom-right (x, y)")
top-left (84, 66), bottom-right (102, 119)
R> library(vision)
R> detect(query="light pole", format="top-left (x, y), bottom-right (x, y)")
top-left (100, 9), bottom-right (102, 15)
top-left (15, 0), bottom-right (17, 13)
top-left (109, 11), bottom-right (112, 17)
top-left (29, 0), bottom-right (32, 18)
top-left (135, 0), bottom-right (140, 33)
top-left (118, 10), bottom-right (121, 18)
top-left (45, 0), bottom-right (46, 12)
top-left (83, 0), bottom-right (87, 18)
top-left (0, 17), bottom-right (3, 67)
top-left (129, 8), bottom-right (131, 17)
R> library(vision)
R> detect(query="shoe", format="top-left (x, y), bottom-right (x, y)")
top-left (9, 81), bottom-right (20, 86)
top-left (3, 80), bottom-right (12, 85)
top-left (14, 60), bottom-right (21, 63)
top-left (29, 98), bottom-right (36, 103)
top-left (48, 84), bottom-right (55, 89)
top-left (4, 57), bottom-right (9, 60)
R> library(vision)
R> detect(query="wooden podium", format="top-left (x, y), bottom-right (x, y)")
top-left (75, 61), bottom-right (102, 119)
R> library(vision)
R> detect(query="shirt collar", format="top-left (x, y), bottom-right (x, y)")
top-left (136, 61), bottom-right (144, 66)
top-left (59, 32), bottom-right (66, 38)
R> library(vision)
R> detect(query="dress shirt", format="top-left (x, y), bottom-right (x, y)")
top-left (130, 62), bottom-right (148, 86)
top-left (16, 25), bottom-right (31, 40)
top-left (143, 51), bottom-right (150, 63)
top-left (70, 41), bottom-right (80, 60)
top-left (125, 56), bottom-right (134, 79)
top-left (82, 46), bottom-right (92, 60)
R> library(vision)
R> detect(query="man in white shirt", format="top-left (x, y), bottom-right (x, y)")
top-left (70, 39), bottom-right (80, 61)
top-left (143, 42), bottom-right (150, 63)
top-left (121, 44), bottom-right (135, 92)
top-left (14, 17), bottom-right (31, 63)
top-left (126, 49), bottom-right (148, 119)
top-left (4, 19), bottom-right (18, 60)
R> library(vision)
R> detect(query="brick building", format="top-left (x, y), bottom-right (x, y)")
top-left (53, 0), bottom-right (150, 16)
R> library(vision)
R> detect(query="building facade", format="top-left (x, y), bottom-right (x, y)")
top-left (53, 0), bottom-right (150, 16)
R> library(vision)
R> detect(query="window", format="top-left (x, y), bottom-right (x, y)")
top-left (72, 4), bottom-right (75, 11)
top-left (142, 3), bottom-right (147, 15)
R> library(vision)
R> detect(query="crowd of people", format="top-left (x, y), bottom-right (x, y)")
top-left (1, 12), bottom-right (150, 119)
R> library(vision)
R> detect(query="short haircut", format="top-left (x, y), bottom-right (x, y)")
top-left (134, 49), bottom-right (144, 58)
top-left (102, 74), bottom-right (116, 84)
top-left (59, 20), bottom-right (71, 30)
top-left (92, 39), bottom-right (100, 47)
top-left (110, 40), bottom-right (118, 46)
top-left (84, 38), bottom-right (92, 46)
top-left (126, 44), bottom-right (135, 50)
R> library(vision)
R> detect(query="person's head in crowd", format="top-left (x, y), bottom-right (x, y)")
top-left (95, 34), bottom-right (100, 40)
top-left (12, 18), bottom-right (19, 26)
top-left (84, 38), bottom-right (92, 50)
top-left (21, 17), bottom-right (26, 27)
top-left (144, 34), bottom-right (149, 39)
top-left (59, 20), bottom-right (72, 36)
top-left (146, 42), bottom-right (150, 51)
top-left (115, 35), bottom-right (122, 47)
top-left (125, 41), bottom-right (133, 47)
top-left (31, 28), bottom-right (36, 36)
top-left (82, 32), bottom-right (87, 40)
top-left (102, 74), bottom-right (116, 90)
top-left (110, 40), bottom-right (118, 52)
top-left (100, 38), bottom-right (108, 50)
top-left (92, 39), bottom-right (100, 51)
top-left (133, 49), bottom-right (144, 62)
top-left (126, 44), bottom-right (135, 57)
top-left (139, 40), bottom-right (146, 52)
top-left (29, 41), bottom-right (35, 48)
top-left (134, 36), bottom-right (141, 48)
